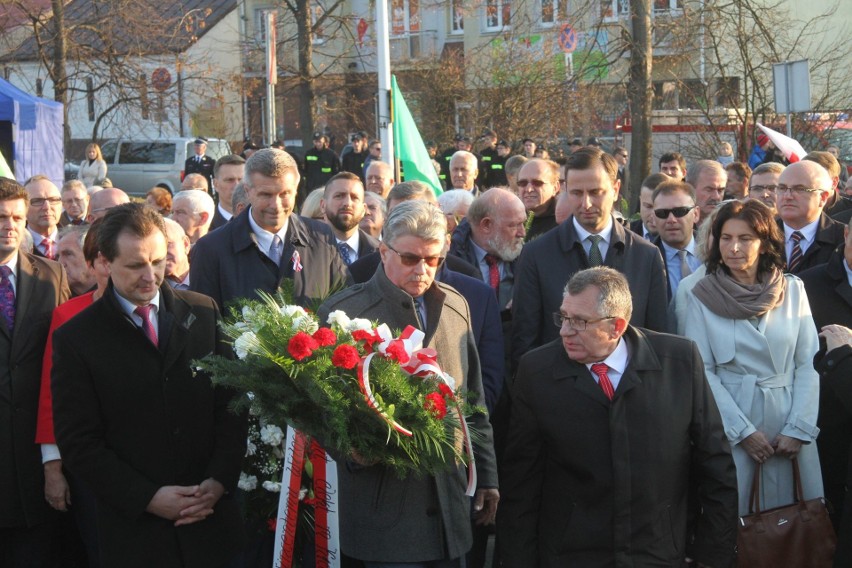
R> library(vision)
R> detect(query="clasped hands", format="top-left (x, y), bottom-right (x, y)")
top-left (741, 431), bottom-right (802, 464)
top-left (145, 478), bottom-right (225, 526)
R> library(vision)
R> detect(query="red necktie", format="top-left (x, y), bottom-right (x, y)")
top-left (483, 254), bottom-right (500, 290)
top-left (42, 239), bottom-right (55, 260)
top-left (590, 363), bottom-right (615, 400)
top-left (134, 304), bottom-right (158, 347)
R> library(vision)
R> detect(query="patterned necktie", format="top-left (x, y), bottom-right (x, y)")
top-left (483, 254), bottom-right (500, 289)
top-left (588, 235), bottom-right (604, 267)
top-left (337, 242), bottom-right (352, 266)
top-left (590, 363), bottom-right (615, 400)
top-left (788, 231), bottom-right (804, 272)
top-left (269, 235), bottom-right (283, 265)
top-left (42, 239), bottom-right (55, 260)
top-left (678, 249), bottom-right (692, 278)
top-left (0, 266), bottom-right (15, 332)
top-left (133, 304), bottom-right (158, 347)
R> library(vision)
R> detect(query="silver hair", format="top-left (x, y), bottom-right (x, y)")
top-left (231, 182), bottom-right (249, 212)
top-left (686, 159), bottom-right (725, 187)
top-left (382, 200), bottom-right (447, 246)
top-left (387, 181), bottom-right (437, 205)
top-left (450, 150), bottom-right (477, 168)
top-left (564, 267), bottom-right (633, 322)
top-left (437, 189), bottom-right (474, 215)
top-left (172, 190), bottom-right (215, 217)
top-left (364, 191), bottom-right (387, 216)
top-left (57, 224), bottom-right (88, 249)
top-left (245, 148), bottom-right (299, 182)
top-left (467, 187), bottom-right (518, 224)
top-left (61, 179), bottom-right (87, 194)
top-left (162, 217), bottom-right (187, 240)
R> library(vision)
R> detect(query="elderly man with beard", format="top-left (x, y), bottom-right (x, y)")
top-left (321, 172), bottom-right (379, 266)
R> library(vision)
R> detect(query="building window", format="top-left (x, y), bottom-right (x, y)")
top-left (483, 0), bottom-right (511, 30)
top-left (86, 77), bottom-right (95, 122)
top-left (35, 78), bottom-right (43, 97)
top-left (450, 0), bottom-right (464, 33)
top-left (540, 0), bottom-right (568, 25)
top-left (391, 0), bottom-right (421, 36)
top-left (653, 0), bottom-right (681, 12)
top-left (254, 6), bottom-right (274, 43)
top-left (601, 0), bottom-right (629, 21)
top-left (716, 77), bottom-right (740, 108)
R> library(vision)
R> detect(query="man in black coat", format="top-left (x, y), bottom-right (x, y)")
top-left (52, 204), bottom-right (247, 568)
top-left (0, 178), bottom-right (70, 566)
top-left (498, 267), bottom-right (738, 567)
top-left (777, 160), bottom-right (845, 273)
top-left (302, 133), bottom-right (340, 194)
top-left (190, 148), bottom-right (349, 310)
top-left (511, 148), bottom-right (668, 368)
top-left (184, 138), bottom-right (216, 191)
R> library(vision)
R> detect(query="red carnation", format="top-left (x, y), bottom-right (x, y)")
top-left (352, 329), bottom-right (380, 352)
top-left (384, 339), bottom-right (410, 364)
top-left (438, 382), bottom-right (454, 399)
top-left (331, 344), bottom-right (360, 369)
top-left (312, 327), bottom-right (337, 347)
top-left (288, 331), bottom-right (318, 361)
top-left (424, 392), bottom-right (448, 419)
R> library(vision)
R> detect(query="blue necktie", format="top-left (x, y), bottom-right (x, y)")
top-left (337, 242), bottom-right (352, 266)
top-left (0, 266), bottom-right (15, 332)
top-left (414, 296), bottom-right (427, 331)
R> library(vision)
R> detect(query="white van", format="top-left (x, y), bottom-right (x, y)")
top-left (97, 137), bottom-right (232, 196)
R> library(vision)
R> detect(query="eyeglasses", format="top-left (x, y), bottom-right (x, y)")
top-left (30, 197), bottom-right (62, 207)
top-left (654, 206), bottom-right (696, 219)
top-left (517, 179), bottom-right (549, 189)
top-left (386, 243), bottom-right (445, 267)
top-left (552, 312), bottom-right (614, 330)
top-left (750, 184), bottom-right (777, 194)
top-left (775, 185), bottom-right (826, 196)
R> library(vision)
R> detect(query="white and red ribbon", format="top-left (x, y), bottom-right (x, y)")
top-left (291, 251), bottom-right (303, 272)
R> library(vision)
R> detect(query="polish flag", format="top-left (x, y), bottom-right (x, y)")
top-left (756, 123), bottom-right (807, 163)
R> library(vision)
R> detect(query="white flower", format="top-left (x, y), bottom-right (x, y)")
top-left (242, 305), bottom-right (255, 320)
top-left (279, 304), bottom-right (308, 319)
top-left (260, 424), bottom-right (285, 446)
top-left (238, 473), bottom-right (258, 491)
top-left (246, 440), bottom-right (257, 456)
top-left (234, 331), bottom-right (257, 360)
top-left (347, 318), bottom-right (373, 332)
top-left (326, 310), bottom-right (351, 329)
top-left (262, 480), bottom-right (281, 493)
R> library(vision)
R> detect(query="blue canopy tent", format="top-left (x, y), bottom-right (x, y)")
top-left (0, 77), bottom-right (64, 187)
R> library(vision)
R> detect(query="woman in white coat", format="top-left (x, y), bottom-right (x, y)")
top-left (684, 199), bottom-right (822, 515)
top-left (77, 143), bottom-right (107, 187)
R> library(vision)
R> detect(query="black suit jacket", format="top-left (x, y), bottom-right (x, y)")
top-left (0, 254), bottom-right (69, 528)
top-left (355, 229), bottom-right (380, 259)
top-left (52, 283), bottom-right (247, 568)
top-left (189, 208), bottom-right (350, 310)
top-left (208, 206), bottom-right (230, 232)
top-left (184, 155), bottom-right (216, 189)
top-left (497, 328), bottom-right (737, 567)
top-left (799, 249), bottom-right (852, 552)
top-left (779, 213), bottom-right (845, 274)
top-left (511, 216), bottom-right (669, 367)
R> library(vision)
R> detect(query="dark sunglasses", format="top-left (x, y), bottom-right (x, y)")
top-left (517, 178), bottom-right (548, 188)
top-left (654, 206), bottom-right (695, 219)
top-left (386, 243), bottom-right (445, 267)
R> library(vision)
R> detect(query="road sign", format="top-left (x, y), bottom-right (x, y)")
top-left (151, 68), bottom-right (172, 91)
top-left (559, 24), bottom-right (578, 53)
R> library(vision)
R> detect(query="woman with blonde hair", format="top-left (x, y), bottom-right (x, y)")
top-left (78, 143), bottom-right (108, 188)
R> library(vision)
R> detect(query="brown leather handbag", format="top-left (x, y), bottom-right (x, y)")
top-left (736, 458), bottom-right (836, 567)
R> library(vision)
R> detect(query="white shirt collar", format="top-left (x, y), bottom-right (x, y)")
top-left (27, 227), bottom-right (58, 245)
top-left (247, 207), bottom-right (289, 256)
top-left (338, 232), bottom-right (360, 256)
top-left (1, 252), bottom-right (19, 292)
top-left (217, 203), bottom-right (233, 221)
top-left (586, 336), bottom-right (629, 377)
top-left (572, 215), bottom-right (614, 244)
top-left (114, 289), bottom-right (161, 323)
top-left (783, 218), bottom-right (820, 246)
top-left (844, 258), bottom-right (852, 289)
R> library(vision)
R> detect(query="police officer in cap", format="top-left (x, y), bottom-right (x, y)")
top-left (184, 137), bottom-right (216, 190)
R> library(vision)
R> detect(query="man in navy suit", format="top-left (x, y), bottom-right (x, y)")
top-left (184, 138), bottom-right (216, 191)
top-left (320, 172), bottom-right (379, 266)
top-left (189, 149), bottom-right (349, 310)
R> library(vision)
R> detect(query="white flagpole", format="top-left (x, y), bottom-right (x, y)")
top-left (265, 10), bottom-right (278, 145)
top-left (375, 0), bottom-right (394, 164)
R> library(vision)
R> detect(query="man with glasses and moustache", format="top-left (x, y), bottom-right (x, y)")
top-left (516, 158), bottom-right (559, 241)
top-left (652, 180), bottom-right (702, 300)
top-left (511, 147), bottom-right (668, 368)
top-left (776, 160), bottom-right (845, 273)
top-left (317, 200), bottom-right (499, 568)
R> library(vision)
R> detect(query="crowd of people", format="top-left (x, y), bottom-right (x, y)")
top-left (1, 128), bottom-right (851, 568)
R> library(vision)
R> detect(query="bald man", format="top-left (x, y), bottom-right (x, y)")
top-left (87, 188), bottom-right (130, 222)
top-left (776, 160), bottom-right (845, 274)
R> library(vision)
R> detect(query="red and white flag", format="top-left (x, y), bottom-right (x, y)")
top-left (756, 123), bottom-right (807, 163)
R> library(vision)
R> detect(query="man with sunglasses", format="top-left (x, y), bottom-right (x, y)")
top-left (516, 158), bottom-right (559, 241)
top-left (512, 148), bottom-right (668, 368)
top-left (317, 200), bottom-right (499, 568)
top-left (498, 267), bottom-right (737, 567)
top-left (775, 160), bottom-right (845, 274)
top-left (652, 180), bottom-right (701, 300)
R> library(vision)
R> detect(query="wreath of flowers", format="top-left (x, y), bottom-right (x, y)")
top-left (196, 290), bottom-right (483, 477)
